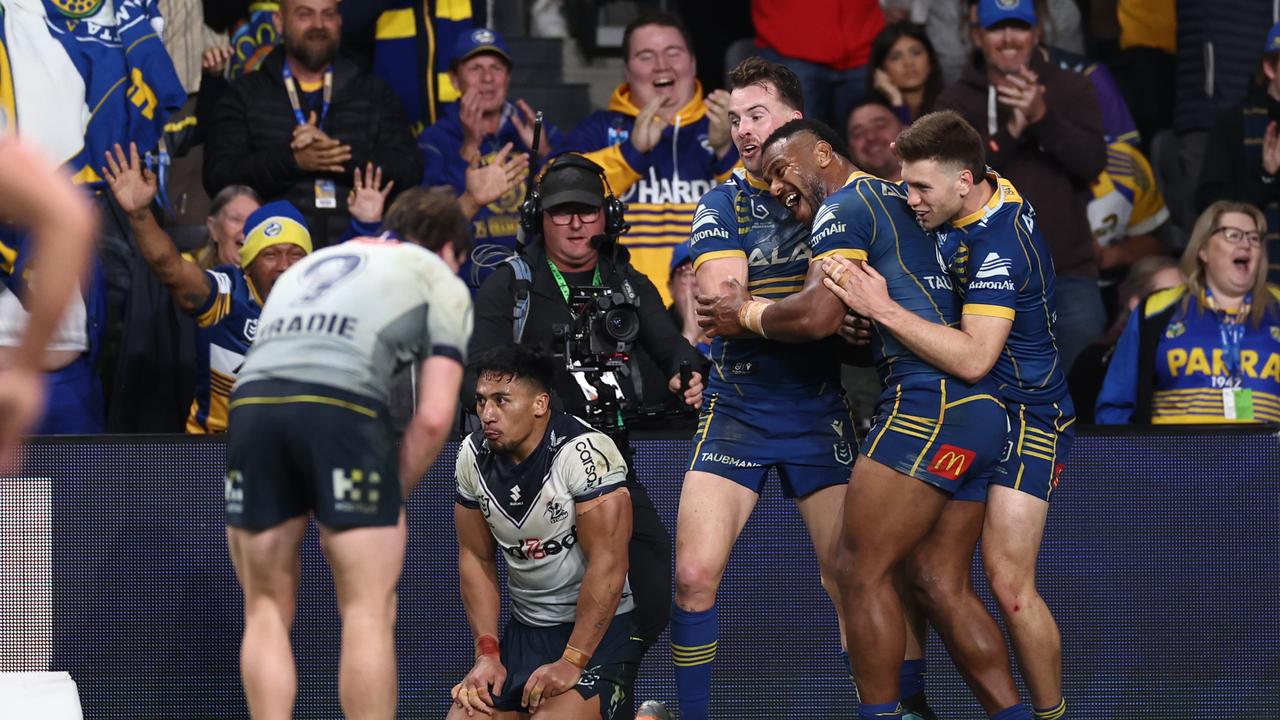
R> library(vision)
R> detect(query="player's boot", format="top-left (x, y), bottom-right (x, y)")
top-left (901, 691), bottom-right (938, 720)
top-left (636, 700), bottom-right (673, 719)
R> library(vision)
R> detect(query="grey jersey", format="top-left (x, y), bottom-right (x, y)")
top-left (455, 413), bottom-right (634, 627)
top-left (237, 238), bottom-right (473, 403)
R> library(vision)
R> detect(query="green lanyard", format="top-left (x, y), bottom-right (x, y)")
top-left (546, 259), bottom-right (601, 303)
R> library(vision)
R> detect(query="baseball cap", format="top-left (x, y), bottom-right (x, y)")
top-left (1266, 22), bottom-right (1280, 53)
top-left (539, 157), bottom-right (606, 209)
top-left (453, 27), bottom-right (512, 67)
top-left (240, 200), bottom-right (312, 268)
top-left (977, 0), bottom-right (1037, 29)
top-left (669, 242), bottom-right (692, 276)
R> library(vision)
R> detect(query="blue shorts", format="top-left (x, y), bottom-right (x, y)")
top-left (861, 377), bottom-right (1007, 502)
top-left (687, 386), bottom-right (856, 499)
top-left (494, 611), bottom-right (642, 718)
top-left (992, 398), bottom-right (1076, 501)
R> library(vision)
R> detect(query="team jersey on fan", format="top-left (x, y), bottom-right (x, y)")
top-left (455, 412), bottom-right (635, 627)
top-left (688, 170), bottom-right (842, 395)
top-left (238, 237), bottom-right (472, 404)
top-left (810, 171), bottom-right (961, 386)
top-left (933, 173), bottom-right (1068, 405)
top-left (186, 265), bottom-right (262, 434)
top-left (1088, 142), bottom-right (1169, 247)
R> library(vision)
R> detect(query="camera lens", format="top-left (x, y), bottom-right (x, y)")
top-left (604, 308), bottom-right (639, 343)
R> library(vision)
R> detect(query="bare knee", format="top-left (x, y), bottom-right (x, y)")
top-left (985, 563), bottom-right (1038, 618)
top-left (674, 558), bottom-right (721, 611)
top-left (339, 589), bottom-right (398, 629)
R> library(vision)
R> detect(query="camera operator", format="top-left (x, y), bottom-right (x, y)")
top-left (467, 153), bottom-right (703, 658)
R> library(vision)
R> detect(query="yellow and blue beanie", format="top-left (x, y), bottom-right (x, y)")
top-left (240, 200), bottom-right (313, 268)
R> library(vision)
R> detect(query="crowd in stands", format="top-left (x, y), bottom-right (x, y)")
top-left (5, 0), bottom-right (1279, 435)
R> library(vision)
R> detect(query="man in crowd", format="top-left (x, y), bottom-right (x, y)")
top-left (104, 143), bottom-right (312, 434)
top-left (937, 0), bottom-right (1106, 374)
top-left (419, 27), bottom-right (562, 288)
top-left (847, 99), bottom-right (906, 181)
top-left (1197, 21), bottom-right (1280, 283)
top-left (449, 345), bottom-right (639, 719)
top-left (204, 0), bottom-right (421, 248)
top-left (225, 186), bottom-right (472, 720)
top-left (562, 12), bottom-right (738, 304)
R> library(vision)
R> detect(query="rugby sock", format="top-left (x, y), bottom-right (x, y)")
top-left (899, 657), bottom-right (927, 698)
top-left (1033, 699), bottom-right (1067, 719)
top-left (858, 701), bottom-right (903, 719)
top-left (670, 604), bottom-right (717, 720)
top-left (990, 704), bottom-right (1033, 720)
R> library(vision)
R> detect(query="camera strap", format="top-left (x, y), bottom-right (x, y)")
top-left (546, 259), bottom-right (601, 303)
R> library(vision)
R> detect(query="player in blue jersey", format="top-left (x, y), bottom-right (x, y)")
top-left (669, 58), bottom-right (935, 720)
top-left (0, 138), bottom-right (95, 463)
top-left (699, 118), bottom-right (1032, 720)
top-left (104, 143), bottom-right (312, 433)
top-left (821, 111), bottom-right (1074, 720)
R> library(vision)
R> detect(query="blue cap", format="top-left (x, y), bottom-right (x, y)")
top-left (669, 242), bottom-right (692, 275)
top-left (977, 0), bottom-right (1036, 29)
top-left (453, 27), bottom-right (512, 67)
top-left (1266, 22), bottom-right (1280, 53)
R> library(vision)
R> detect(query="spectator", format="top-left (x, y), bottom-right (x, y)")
top-left (1097, 201), bottom-right (1280, 425)
top-left (563, 12), bottom-right (738, 305)
top-left (911, 0), bottom-right (1084, 87)
top-left (368, 0), bottom-right (477, 129)
top-left (195, 186), bottom-right (262, 270)
top-left (866, 21), bottom-right (943, 124)
top-left (750, 0), bottom-right (884, 128)
top-left (1089, 141), bottom-right (1172, 308)
top-left (1112, 0), bottom-right (1176, 147)
top-left (1197, 22), bottom-right (1280, 285)
top-left (466, 153), bottom-right (703, 661)
top-left (203, 0), bottom-right (422, 249)
top-left (846, 99), bottom-right (906, 181)
top-left (419, 27), bottom-right (561, 289)
top-left (105, 143), bottom-right (312, 434)
top-left (937, 0), bottom-right (1107, 375)
top-left (1068, 255), bottom-right (1183, 424)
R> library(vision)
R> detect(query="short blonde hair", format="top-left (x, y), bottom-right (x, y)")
top-left (1180, 200), bottom-right (1270, 326)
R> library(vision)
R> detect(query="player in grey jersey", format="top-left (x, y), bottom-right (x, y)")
top-left (450, 345), bottom-right (640, 720)
top-left (224, 187), bottom-right (473, 720)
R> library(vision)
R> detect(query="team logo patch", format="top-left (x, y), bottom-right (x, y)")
top-left (472, 29), bottom-right (496, 43)
top-left (51, 0), bottom-right (104, 19)
top-left (1166, 321), bottom-right (1186, 339)
top-left (1270, 326), bottom-right (1280, 343)
top-left (928, 444), bottom-right (976, 480)
top-left (264, 221), bottom-right (283, 237)
top-left (997, 0), bottom-right (1020, 8)
top-left (834, 441), bottom-right (854, 465)
top-left (545, 500), bottom-right (568, 524)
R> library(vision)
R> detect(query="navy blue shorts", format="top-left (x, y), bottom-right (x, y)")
top-left (861, 376), bottom-right (1007, 501)
top-left (494, 611), bottom-right (642, 719)
top-left (992, 398), bottom-right (1076, 501)
top-left (687, 386), bottom-right (855, 499)
top-left (225, 379), bottom-right (400, 530)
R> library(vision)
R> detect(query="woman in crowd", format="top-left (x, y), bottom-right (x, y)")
top-left (1096, 201), bottom-right (1280, 424)
top-left (865, 21), bottom-right (943, 124)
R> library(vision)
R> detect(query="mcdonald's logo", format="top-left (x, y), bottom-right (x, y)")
top-left (928, 444), bottom-right (975, 481)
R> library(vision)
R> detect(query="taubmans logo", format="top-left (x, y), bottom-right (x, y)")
top-left (699, 452), bottom-right (762, 468)
top-left (502, 526), bottom-right (578, 561)
top-left (928, 444), bottom-right (976, 481)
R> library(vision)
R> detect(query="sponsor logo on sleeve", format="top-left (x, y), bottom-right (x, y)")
top-left (691, 206), bottom-right (731, 244)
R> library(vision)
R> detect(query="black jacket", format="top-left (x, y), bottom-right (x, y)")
top-left (202, 48), bottom-right (422, 248)
top-left (467, 242), bottom-right (701, 424)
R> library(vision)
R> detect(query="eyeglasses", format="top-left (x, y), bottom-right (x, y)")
top-left (548, 208), bottom-right (601, 225)
top-left (1212, 226), bottom-right (1263, 247)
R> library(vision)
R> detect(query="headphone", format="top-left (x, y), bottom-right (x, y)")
top-left (518, 153), bottom-right (629, 242)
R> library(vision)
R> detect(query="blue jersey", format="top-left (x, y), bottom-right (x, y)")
top-left (689, 170), bottom-right (842, 395)
top-left (187, 266), bottom-right (263, 434)
top-left (934, 174), bottom-right (1068, 405)
top-left (809, 171), bottom-right (960, 386)
top-left (0, 227), bottom-right (31, 300)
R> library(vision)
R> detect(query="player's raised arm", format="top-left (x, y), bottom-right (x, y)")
top-left (821, 256), bottom-right (1011, 383)
top-left (102, 143), bottom-right (213, 313)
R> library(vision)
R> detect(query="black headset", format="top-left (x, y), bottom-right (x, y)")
top-left (518, 153), bottom-right (630, 242)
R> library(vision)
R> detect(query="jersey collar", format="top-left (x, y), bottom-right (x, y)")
top-left (952, 172), bottom-right (1007, 230)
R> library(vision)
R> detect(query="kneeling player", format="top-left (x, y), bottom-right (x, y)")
top-left (450, 346), bottom-right (641, 720)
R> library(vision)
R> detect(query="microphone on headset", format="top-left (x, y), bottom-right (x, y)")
top-left (515, 111), bottom-right (545, 249)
